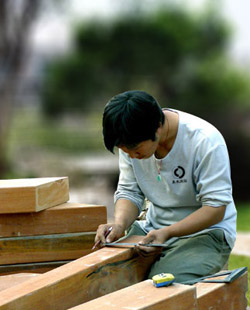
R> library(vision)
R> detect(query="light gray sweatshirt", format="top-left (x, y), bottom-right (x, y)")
top-left (114, 109), bottom-right (237, 249)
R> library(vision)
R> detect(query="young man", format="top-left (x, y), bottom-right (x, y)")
top-left (95, 90), bottom-right (236, 283)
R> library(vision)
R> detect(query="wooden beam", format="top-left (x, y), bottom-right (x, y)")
top-left (0, 177), bottom-right (69, 213)
top-left (195, 271), bottom-right (248, 310)
top-left (68, 280), bottom-right (197, 310)
top-left (0, 236), bottom-right (155, 310)
top-left (68, 270), bottom-right (249, 310)
top-left (0, 202), bottom-right (107, 237)
top-left (0, 236), bottom-right (247, 310)
top-left (0, 232), bottom-right (95, 264)
top-left (0, 261), bottom-right (72, 276)
top-left (0, 273), bottom-right (39, 292)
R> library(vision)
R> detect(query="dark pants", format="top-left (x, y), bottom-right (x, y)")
top-left (126, 222), bottom-right (231, 283)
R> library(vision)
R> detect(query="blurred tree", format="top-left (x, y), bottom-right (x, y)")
top-left (42, 5), bottom-right (250, 199)
top-left (42, 6), bottom-right (249, 116)
top-left (0, 0), bottom-right (41, 176)
top-left (0, 0), bottom-right (66, 177)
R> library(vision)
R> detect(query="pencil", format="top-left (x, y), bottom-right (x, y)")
top-left (92, 226), bottom-right (113, 250)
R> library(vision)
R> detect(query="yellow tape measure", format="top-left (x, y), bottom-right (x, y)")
top-left (152, 273), bottom-right (175, 287)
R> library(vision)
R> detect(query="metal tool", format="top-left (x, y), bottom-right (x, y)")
top-left (104, 242), bottom-right (168, 248)
top-left (183, 267), bottom-right (248, 285)
top-left (201, 267), bottom-right (248, 283)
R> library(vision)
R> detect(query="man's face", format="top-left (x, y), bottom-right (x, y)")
top-left (119, 139), bottom-right (159, 159)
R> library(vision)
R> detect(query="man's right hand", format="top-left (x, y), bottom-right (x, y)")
top-left (94, 223), bottom-right (125, 248)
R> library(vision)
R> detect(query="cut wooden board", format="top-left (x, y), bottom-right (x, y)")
top-left (68, 280), bottom-right (197, 310)
top-left (0, 273), bottom-right (39, 292)
top-left (0, 261), bottom-right (71, 276)
top-left (195, 271), bottom-right (248, 310)
top-left (0, 177), bottom-right (69, 213)
top-left (68, 271), bottom-right (249, 310)
top-left (0, 232), bottom-right (95, 264)
top-left (0, 235), bottom-right (156, 310)
top-left (0, 202), bottom-right (107, 237)
top-left (0, 234), bottom-right (246, 310)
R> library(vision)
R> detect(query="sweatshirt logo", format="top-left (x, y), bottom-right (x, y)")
top-left (173, 166), bottom-right (185, 179)
top-left (172, 166), bottom-right (187, 184)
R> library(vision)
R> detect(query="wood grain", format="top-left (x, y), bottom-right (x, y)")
top-left (0, 202), bottom-right (107, 237)
top-left (0, 232), bottom-right (95, 264)
top-left (0, 177), bottom-right (69, 213)
top-left (195, 271), bottom-right (248, 310)
top-left (68, 280), bottom-right (197, 310)
top-left (70, 270), bottom-right (248, 310)
top-left (0, 260), bottom-right (71, 276)
top-left (0, 273), bottom-right (39, 292)
top-left (0, 236), bottom-right (246, 310)
top-left (0, 235), bottom-right (156, 310)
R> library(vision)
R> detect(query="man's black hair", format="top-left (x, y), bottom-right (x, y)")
top-left (102, 90), bottom-right (165, 153)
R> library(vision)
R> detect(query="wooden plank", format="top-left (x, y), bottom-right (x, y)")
top-left (0, 273), bottom-right (39, 292)
top-left (0, 202), bottom-right (107, 237)
top-left (0, 232), bottom-right (95, 264)
top-left (195, 271), bottom-right (248, 310)
top-left (70, 270), bottom-right (249, 310)
top-left (68, 280), bottom-right (197, 310)
top-left (0, 235), bottom-right (156, 310)
top-left (0, 261), bottom-right (72, 276)
top-left (0, 177), bottom-right (69, 213)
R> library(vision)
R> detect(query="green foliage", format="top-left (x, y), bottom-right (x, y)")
top-left (42, 5), bottom-right (250, 117)
top-left (41, 4), bottom-right (250, 199)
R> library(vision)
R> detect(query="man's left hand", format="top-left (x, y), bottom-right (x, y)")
top-left (136, 228), bottom-right (169, 255)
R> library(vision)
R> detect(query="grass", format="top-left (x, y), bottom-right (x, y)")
top-left (230, 202), bottom-right (250, 305)
top-left (236, 202), bottom-right (250, 232)
top-left (231, 203), bottom-right (250, 305)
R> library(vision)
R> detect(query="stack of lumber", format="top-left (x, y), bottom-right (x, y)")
top-left (0, 177), bottom-right (107, 274)
top-left (0, 235), bottom-right (247, 309)
top-left (0, 177), bottom-right (247, 309)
